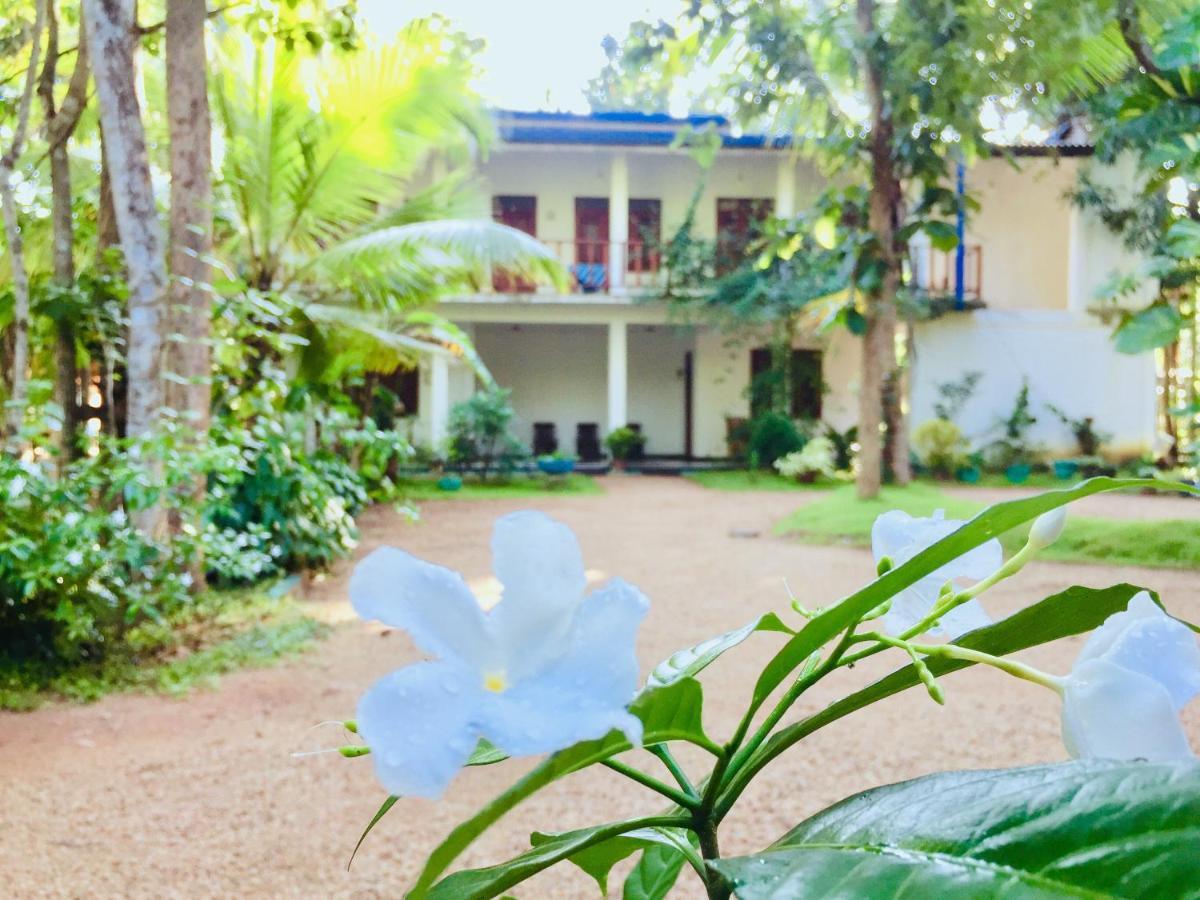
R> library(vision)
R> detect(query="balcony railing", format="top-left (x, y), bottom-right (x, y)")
top-left (909, 243), bottom-right (982, 302)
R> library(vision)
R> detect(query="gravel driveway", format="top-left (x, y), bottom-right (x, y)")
top-left (2, 477), bottom-right (1196, 898)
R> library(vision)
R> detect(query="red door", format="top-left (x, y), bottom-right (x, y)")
top-left (575, 197), bottom-right (609, 291)
top-left (492, 196), bottom-right (537, 292)
top-left (628, 198), bottom-right (662, 278)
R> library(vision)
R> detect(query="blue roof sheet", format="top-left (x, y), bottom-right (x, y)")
top-left (494, 109), bottom-right (792, 149)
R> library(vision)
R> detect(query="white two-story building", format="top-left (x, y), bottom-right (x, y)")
top-left (409, 110), bottom-right (1158, 463)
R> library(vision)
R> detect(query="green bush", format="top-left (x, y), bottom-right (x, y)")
top-left (912, 418), bottom-right (969, 477)
top-left (748, 411), bottom-right (805, 468)
top-left (605, 426), bottom-right (646, 461)
top-left (447, 387), bottom-right (526, 479)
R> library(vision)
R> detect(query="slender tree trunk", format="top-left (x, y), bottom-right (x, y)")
top-left (0, 0), bottom-right (48, 443)
top-left (39, 0), bottom-right (90, 467)
top-left (83, 0), bottom-right (168, 444)
top-left (854, 0), bottom-right (904, 498)
top-left (890, 320), bottom-right (913, 484)
top-left (166, 0), bottom-right (213, 588)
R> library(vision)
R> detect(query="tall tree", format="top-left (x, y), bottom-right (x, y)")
top-left (38, 0), bottom-right (91, 462)
top-left (0, 0), bottom-right (47, 440)
top-left (82, 0), bottom-right (167, 446)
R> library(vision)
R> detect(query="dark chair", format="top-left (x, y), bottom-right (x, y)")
top-left (532, 422), bottom-right (558, 456)
top-left (627, 423), bottom-right (646, 461)
top-left (576, 423), bottom-right (603, 462)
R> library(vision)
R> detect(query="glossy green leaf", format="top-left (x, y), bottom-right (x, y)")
top-left (410, 678), bottom-right (710, 898)
top-left (1113, 304), bottom-right (1183, 354)
top-left (647, 613), bottom-right (792, 688)
top-left (426, 815), bottom-right (689, 900)
top-left (528, 825), bottom-right (697, 894)
top-left (750, 478), bottom-right (1188, 712)
top-left (348, 795), bottom-right (398, 869)
top-left (623, 843), bottom-right (690, 900)
top-left (922, 219), bottom-right (960, 251)
top-left (713, 760), bottom-right (1200, 899)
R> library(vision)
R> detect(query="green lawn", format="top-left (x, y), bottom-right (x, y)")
top-left (395, 473), bottom-right (602, 501)
top-left (774, 483), bottom-right (1200, 569)
top-left (684, 470), bottom-right (842, 491)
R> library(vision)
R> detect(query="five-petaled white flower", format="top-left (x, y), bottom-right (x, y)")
top-left (871, 509), bottom-right (1002, 637)
top-left (351, 510), bottom-right (649, 798)
top-left (1062, 591), bottom-right (1200, 761)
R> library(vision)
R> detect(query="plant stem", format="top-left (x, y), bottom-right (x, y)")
top-left (696, 817), bottom-right (732, 900)
top-left (648, 744), bottom-right (699, 799)
top-left (601, 758), bottom-right (701, 810)
top-left (910, 641), bottom-right (1066, 693)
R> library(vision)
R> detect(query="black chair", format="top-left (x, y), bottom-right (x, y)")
top-left (627, 423), bottom-right (646, 461)
top-left (532, 422), bottom-right (558, 456)
top-left (576, 423), bottom-right (603, 462)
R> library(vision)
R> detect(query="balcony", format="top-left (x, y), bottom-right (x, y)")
top-left (492, 239), bottom-right (666, 295)
top-left (910, 243), bottom-right (983, 303)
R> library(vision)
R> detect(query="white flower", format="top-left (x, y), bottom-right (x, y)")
top-left (1062, 592), bottom-right (1200, 761)
top-left (350, 510), bottom-right (649, 798)
top-left (871, 509), bottom-right (1003, 637)
top-left (65, 550), bottom-right (84, 567)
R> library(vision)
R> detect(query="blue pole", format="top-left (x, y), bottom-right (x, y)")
top-left (955, 162), bottom-right (966, 309)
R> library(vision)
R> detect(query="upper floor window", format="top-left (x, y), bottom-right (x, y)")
top-left (629, 198), bottom-right (661, 273)
top-left (492, 196), bottom-right (537, 292)
top-left (493, 195), bottom-right (537, 236)
top-left (716, 198), bottom-right (773, 274)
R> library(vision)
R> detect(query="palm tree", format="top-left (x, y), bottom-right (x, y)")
top-left (212, 18), bottom-right (565, 383)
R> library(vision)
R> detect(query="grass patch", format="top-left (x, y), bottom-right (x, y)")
top-left (0, 588), bottom-right (327, 711)
top-left (684, 469), bottom-right (840, 491)
top-left (774, 483), bottom-right (1200, 569)
top-left (395, 473), bottom-right (601, 501)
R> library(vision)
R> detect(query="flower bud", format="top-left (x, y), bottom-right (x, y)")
top-left (876, 555), bottom-right (893, 576)
top-left (1029, 508), bottom-right (1067, 550)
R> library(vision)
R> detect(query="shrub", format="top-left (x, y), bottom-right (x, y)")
top-left (823, 422), bottom-right (858, 471)
top-left (605, 426), bottom-right (646, 461)
top-left (774, 436), bottom-right (837, 482)
top-left (913, 418), bottom-right (970, 477)
top-left (1048, 404), bottom-right (1111, 457)
top-left (447, 387), bottom-right (526, 479)
top-left (748, 411), bottom-right (805, 468)
top-left (983, 380), bottom-right (1040, 470)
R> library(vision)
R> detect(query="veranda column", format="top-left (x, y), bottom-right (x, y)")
top-left (609, 152), bottom-right (629, 292)
top-left (607, 320), bottom-right (628, 434)
top-left (775, 155), bottom-right (796, 219)
top-left (430, 354), bottom-right (451, 450)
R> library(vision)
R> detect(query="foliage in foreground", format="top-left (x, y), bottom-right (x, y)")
top-left (775, 483), bottom-right (1200, 570)
top-left (333, 478), bottom-right (1200, 898)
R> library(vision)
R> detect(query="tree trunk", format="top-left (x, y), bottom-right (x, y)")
top-left (82, 0), bottom-right (168, 444)
top-left (890, 319), bottom-right (913, 484)
top-left (39, 0), bottom-right (90, 466)
top-left (166, 0), bottom-right (213, 588)
top-left (0, 0), bottom-right (48, 443)
top-left (854, 0), bottom-right (904, 499)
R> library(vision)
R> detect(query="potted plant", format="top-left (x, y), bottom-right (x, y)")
top-left (604, 426), bottom-right (646, 470)
top-left (536, 452), bottom-right (576, 476)
top-left (436, 474), bottom-right (462, 492)
top-left (982, 381), bottom-right (1039, 484)
top-left (1048, 405), bottom-right (1111, 479)
top-left (912, 418), bottom-right (969, 481)
top-left (956, 454), bottom-right (983, 484)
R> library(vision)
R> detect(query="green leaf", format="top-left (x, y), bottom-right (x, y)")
top-left (411, 678), bottom-right (710, 898)
top-left (813, 215), bottom-right (838, 249)
top-left (427, 815), bottom-right (689, 900)
top-left (647, 613), bottom-right (792, 688)
top-left (1113, 304), bottom-right (1183, 354)
top-left (713, 760), bottom-right (1200, 899)
top-left (922, 219), bottom-right (960, 252)
top-left (783, 583), bottom-right (1152, 746)
top-left (529, 825), bottom-right (697, 894)
top-left (348, 795), bottom-right (398, 870)
top-left (749, 478), bottom-right (1191, 712)
top-left (623, 843), bottom-right (689, 900)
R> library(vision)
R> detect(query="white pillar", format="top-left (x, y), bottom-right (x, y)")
top-left (607, 320), bottom-right (628, 434)
top-left (430, 354), bottom-right (450, 449)
top-left (609, 153), bottom-right (629, 292)
top-left (775, 156), bottom-right (796, 219)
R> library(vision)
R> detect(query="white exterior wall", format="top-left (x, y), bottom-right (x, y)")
top-left (911, 310), bottom-right (1158, 459)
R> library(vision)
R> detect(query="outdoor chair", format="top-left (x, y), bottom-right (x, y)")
top-left (532, 422), bottom-right (558, 456)
top-left (576, 423), bottom-right (603, 461)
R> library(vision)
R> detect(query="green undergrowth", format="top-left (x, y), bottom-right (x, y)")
top-left (0, 587), bottom-right (327, 711)
top-left (775, 483), bottom-right (1200, 569)
top-left (684, 470), bottom-right (842, 491)
top-left (395, 473), bottom-right (602, 501)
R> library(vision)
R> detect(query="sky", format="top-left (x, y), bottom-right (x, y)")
top-left (358, 0), bottom-right (682, 113)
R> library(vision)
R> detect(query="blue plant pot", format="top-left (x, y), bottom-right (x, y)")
top-left (1053, 459), bottom-right (1079, 480)
top-left (437, 475), bottom-right (462, 492)
top-left (537, 458), bottom-right (576, 475)
top-left (955, 465), bottom-right (982, 484)
top-left (1005, 464), bottom-right (1032, 484)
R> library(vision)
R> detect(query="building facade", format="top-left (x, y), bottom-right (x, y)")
top-left (409, 110), bottom-right (1158, 462)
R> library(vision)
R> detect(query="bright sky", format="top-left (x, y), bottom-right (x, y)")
top-left (358, 0), bottom-right (682, 112)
